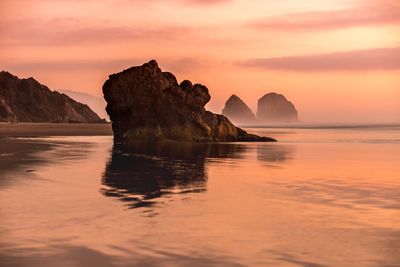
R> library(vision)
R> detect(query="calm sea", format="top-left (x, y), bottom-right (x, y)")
top-left (0, 126), bottom-right (399, 267)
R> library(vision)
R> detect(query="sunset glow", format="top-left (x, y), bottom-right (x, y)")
top-left (1, 0), bottom-right (399, 123)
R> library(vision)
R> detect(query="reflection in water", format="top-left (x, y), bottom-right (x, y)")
top-left (256, 144), bottom-right (294, 164)
top-left (101, 142), bottom-right (248, 209)
top-left (0, 137), bottom-right (95, 187)
top-left (1, 130), bottom-right (400, 267)
top-left (0, 243), bottom-right (246, 267)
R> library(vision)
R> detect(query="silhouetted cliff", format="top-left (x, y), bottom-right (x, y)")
top-left (0, 71), bottom-right (105, 123)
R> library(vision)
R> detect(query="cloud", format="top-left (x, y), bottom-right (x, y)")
top-left (3, 58), bottom-right (142, 71)
top-left (88, 0), bottom-right (233, 6)
top-left (0, 18), bottom-right (190, 46)
top-left (3, 57), bottom-right (210, 74)
top-left (181, 0), bottom-right (232, 5)
top-left (238, 47), bottom-right (400, 71)
top-left (249, 1), bottom-right (400, 31)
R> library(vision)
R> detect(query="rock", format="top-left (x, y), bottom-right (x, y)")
top-left (0, 95), bottom-right (17, 122)
top-left (103, 60), bottom-right (276, 143)
top-left (222, 95), bottom-right (256, 125)
top-left (257, 93), bottom-right (298, 123)
top-left (0, 71), bottom-right (106, 123)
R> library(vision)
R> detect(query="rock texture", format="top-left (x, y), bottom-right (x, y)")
top-left (103, 60), bottom-right (275, 143)
top-left (0, 71), bottom-right (105, 123)
top-left (222, 95), bottom-right (256, 125)
top-left (257, 93), bottom-right (298, 123)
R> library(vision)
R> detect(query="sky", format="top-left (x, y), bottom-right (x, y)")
top-left (1, 0), bottom-right (399, 123)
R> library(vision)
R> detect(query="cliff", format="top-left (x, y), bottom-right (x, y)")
top-left (0, 71), bottom-right (105, 123)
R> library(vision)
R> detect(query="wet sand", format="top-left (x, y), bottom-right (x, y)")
top-left (0, 123), bottom-right (112, 179)
top-left (0, 123), bottom-right (112, 137)
top-left (1, 126), bottom-right (400, 266)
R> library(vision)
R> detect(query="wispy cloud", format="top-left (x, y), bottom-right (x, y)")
top-left (238, 47), bottom-right (400, 71)
top-left (0, 18), bottom-right (191, 46)
top-left (249, 1), bottom-right (400, 31)
top-left (182, 0), bottom-right (232, 5)
top-left (3, 57), bottom-right (210, 74)
top-left (73, 0), bottom-right (233, 6)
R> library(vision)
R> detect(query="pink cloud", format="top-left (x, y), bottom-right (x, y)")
top-left (109, 0), bottom-right (233, 6)
top-left (3, 57), bottom-right (209, 74)
top-left (249, 2), bottom-right (400, 31)
top-left (238, 47), bottom-right (400, 71)
top-left (182, 0), bottom-right (232, 5)
top-left (0, 18), bottom-right (191, 46)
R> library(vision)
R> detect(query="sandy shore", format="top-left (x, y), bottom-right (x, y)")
top-left (0, 123), bottom-right (113, 137)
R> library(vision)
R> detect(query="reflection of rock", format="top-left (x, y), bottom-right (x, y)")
top-left (222, 95), bottom-right (256, 125)
top-left (102, 60), bottom-right (275, 143)
top-left (257, 93), bottom-right (298, 123)
top-left (257, 144), bottom-right (294, 163)
top-left (101, 142), bottom-right (247, 209)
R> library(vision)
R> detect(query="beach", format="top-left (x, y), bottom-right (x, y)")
top-left (0, 124), bottom-right (399, 266)
top-left (0, 123), bottom-right (112, 137)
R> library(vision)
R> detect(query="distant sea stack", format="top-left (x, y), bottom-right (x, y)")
top-left (257, 93), bottom-right (298, 123)
top-left (0, 71), bottom-right (105, 123)
top-left (102, 60), bottom-right (276, 143)
top-left (222, 95), bottom-right (256, 125)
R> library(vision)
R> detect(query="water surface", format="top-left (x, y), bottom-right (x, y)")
top-left (0, 126), bottom-right (399, 266)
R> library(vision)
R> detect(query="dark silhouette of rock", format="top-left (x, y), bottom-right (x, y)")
top-left (257, 92), bottom-right (298, 123)
top-left (222, 95), bottom-right (256, 125)
top-left (103, 60), bottom-right (276, 143)
top-left (0, 71), bottom-right (106, 123)
top-left (0, 95), bottom-right (16, 122)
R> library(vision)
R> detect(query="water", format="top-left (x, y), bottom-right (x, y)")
top-left (0, 126), bottom-right (399, 267)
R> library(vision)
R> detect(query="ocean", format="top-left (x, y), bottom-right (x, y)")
top-left (0, 125), bottom-right (399, 266)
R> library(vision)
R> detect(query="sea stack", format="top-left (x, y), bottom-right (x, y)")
top-left (0, 71), bottom-right (105, 123)
top-left (102, 60), bottom-right (276, 143)
top-left (257, 93), bottom-right (298, 123)
top-left (222, 95), bottom-right (256, 125)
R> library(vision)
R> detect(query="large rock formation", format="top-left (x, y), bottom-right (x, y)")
top-left (222, 95), bottom-right (256, 125)
top-left (103, 60), bottom-right (275, 143)
top-left (0, 71), bottom-right (105, 123)
top-left (257, 93), bottom-right (298, 123)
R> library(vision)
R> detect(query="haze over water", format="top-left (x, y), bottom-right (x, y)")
top-left (1, 126), bottom-right (399, 266)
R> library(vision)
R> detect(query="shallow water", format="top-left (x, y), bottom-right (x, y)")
top-left (0, 126), bottom-right (399, 267)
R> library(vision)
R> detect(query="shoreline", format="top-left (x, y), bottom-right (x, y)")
top-left (0, 123), bottom-right (113, 137)
top-left (237, 123), bottom-right (400, 129)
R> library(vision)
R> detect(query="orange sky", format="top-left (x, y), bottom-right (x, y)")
top-left (1, 0), bottom-right (399, 123)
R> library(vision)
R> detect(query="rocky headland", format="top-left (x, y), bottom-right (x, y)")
top-left (0, 71), bottom-right (105, 123)
top-left (102, 60), bottom-right (276, 143)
